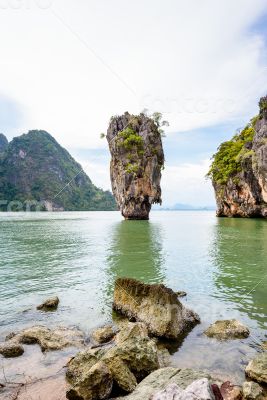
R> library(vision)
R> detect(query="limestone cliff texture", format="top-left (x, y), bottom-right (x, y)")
top-left (106, 112), bottom-right (164, 219)
top-left (208, 96), bottom-right (267, 217)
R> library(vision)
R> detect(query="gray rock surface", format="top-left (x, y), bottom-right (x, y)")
top-left (91, 326), bottom-right (116, 344)
top-left (66, 361), bottom-right (113, 400)
top-left (37, 296), bottom-right (59, 311)
top-left (242, 381), bottom-right (263, 400)
top-left (115, 368), bottom-right (211, 400)
top-left (113, 278), bottom-right (200, 339)
top-left (7, 325), bottom-right (84, 352)
top-left (152, 378), bottom-right (215, 400)
top-left (204, 320), bottom-right (250, 340)
top-left (245, 352), bottom-right (267, 384)
top-left (0, 342), bottom-right (24, 358)
top-left (66, 322), bottom-right (169, 399)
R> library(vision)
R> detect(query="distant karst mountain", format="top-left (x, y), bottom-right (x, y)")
top-left (0, 130), bottom-right (116, 211)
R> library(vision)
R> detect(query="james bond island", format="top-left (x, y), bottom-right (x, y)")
top-left (208, 95), bottom-right (267, 218)
top-left (106, 112), bottom-right (165, 220)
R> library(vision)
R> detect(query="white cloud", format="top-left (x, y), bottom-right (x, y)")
top-left (161, 160), bottom-right (215, 207)
top-left (0, 0), bottom-right (266, 205)
top-left (0, 0), bottom-right (266, 147)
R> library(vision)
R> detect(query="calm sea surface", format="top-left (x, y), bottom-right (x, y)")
top-left (0, 211), bottom-right (266, 382)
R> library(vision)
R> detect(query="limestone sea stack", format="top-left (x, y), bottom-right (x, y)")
top-left (106, 112), bottom-right (164, 220)
top-left (208, 95), bottom-right (267, 217)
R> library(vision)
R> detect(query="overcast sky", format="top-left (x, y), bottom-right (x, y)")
top-left (1, 0), bottom-right (267, 206)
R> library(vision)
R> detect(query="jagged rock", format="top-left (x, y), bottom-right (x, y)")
top-left (242, 381), bottom-right (263, 400)
top-left (9, 325), bottom-right (84, 352)
top-left (104, 356), bottom-right (137, 392)
top-left (204, 320), bottom-right (250, 340)
top-left (37, 296), bottom-right (59, 311)
top-left (115, 321), bottom-right (149, 344)
top-left (220, 382), bottom-right (242, 400)
top-left (66, 361), bottom-right (113, 400)
top-left (245, 353), bottom-right (267, 384)
top-left (176, 291), bottom-right (187, 297)
top-left (91, 325), bottom-right (116, 344)
top-left (115, 368), bottom-right (211, 400)
top-left (261, 341), bottom-right (267, 350)
top-left (106, 112), bottom-right (164, 220)
top-left (66, 322), bottom-right (169, 398)
top-left (113, 278), bottom-right (200, 339)
top-left (151, 378), bottom-right (215, 400)
top-left (209, 95), bottom-right (267, 218)
top-left (0, 341), bottom-right (24, 358)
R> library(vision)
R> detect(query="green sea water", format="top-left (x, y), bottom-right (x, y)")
top-left (0, 211), bottom-right (266, 382)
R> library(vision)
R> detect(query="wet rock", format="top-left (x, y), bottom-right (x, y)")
top-left (91, 326), bottom-right (116, 344)
top-left (151, 378), bottom-right (215, 400)
top-left (0, 341), bottom-right (24, 358)
top-left (176, 291), bottom-right (187, 297)
top-left (66, 322), bottom-right (169, 398)
top-left (106, 112), bottom-right (164, 220)
top-left (245, 353), bottom-right (267, 384)
top-left (242, 381), bottom-right (263, 400)
top-left (113, 278), bottom-right (200, 339)
top-left (115, 321), bottom-right (148, 344)
top-left (220, 382), bottom-right (242, 400)
top-left (66, 348), bottom-right (105, 383)
top-left (11, 325), bottom-right (84, 352)
top-left (115, 368), bottom-right (211, 400)
top-left (104, 356), bottom-right (137, 392)
top-left (204, 320), bottom-right (250, 340)
top-left (37, 296), bottom-right (59, 311)
top-left (66, 361), bottom-right (113, 400)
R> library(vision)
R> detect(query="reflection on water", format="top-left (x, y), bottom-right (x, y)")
top-left (107, 220), bottom-right (165, 283)
top-left (211, 218), bottom-right (267, 332)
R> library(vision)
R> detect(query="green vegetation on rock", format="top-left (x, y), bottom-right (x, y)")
top-left (207, 121), bottom-right (257, 185)
top-left (0, 130), bottom-right (116, 211)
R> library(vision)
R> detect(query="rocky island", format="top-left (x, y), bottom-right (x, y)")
top-left (208, 95), bottom-right (267, 217)
top-left (0, 130), bottom-right (116, 211)
top-left (106, 112), bottom-right (165, 219)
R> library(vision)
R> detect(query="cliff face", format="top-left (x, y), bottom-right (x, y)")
top-left (106, 112), bottom-right (164, 220)
top-left (209, 96), bottom-right (267, 218)
top-left (0, 130), bottom-right (116, 211)
top-left (0, 134), bottom-right (8, 154)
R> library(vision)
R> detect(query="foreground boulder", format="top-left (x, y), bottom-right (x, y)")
top-left (113, 278), bottom-right (200, 339)
top-left (204, 320), bottom-right (250, 340)
top-left (242, 381), bottom-right (263, 400)
top-left (66, 322), bottom-right (169, 399)
top-left (5, 325), bottom-right (84, 353)
top-left (115, 368), bottom-right (211, 400)
top-left (66, 361), bottom-right (113, 400)
top-left (91, 325), bottom-right (116, 344)
top-left (106, 112), bottom-right (165, 220)
top-left (37, 296), bottom-right (59, 311)
top-left (0, 341), bottom-right (24, 358)
top-left (151, 378), bottom-right (215, 400)
top-left (245, 352), bottom-right (267, 384)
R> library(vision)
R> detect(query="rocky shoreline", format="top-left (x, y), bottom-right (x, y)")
top-left (0, 279), bottom-right (266, 400)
